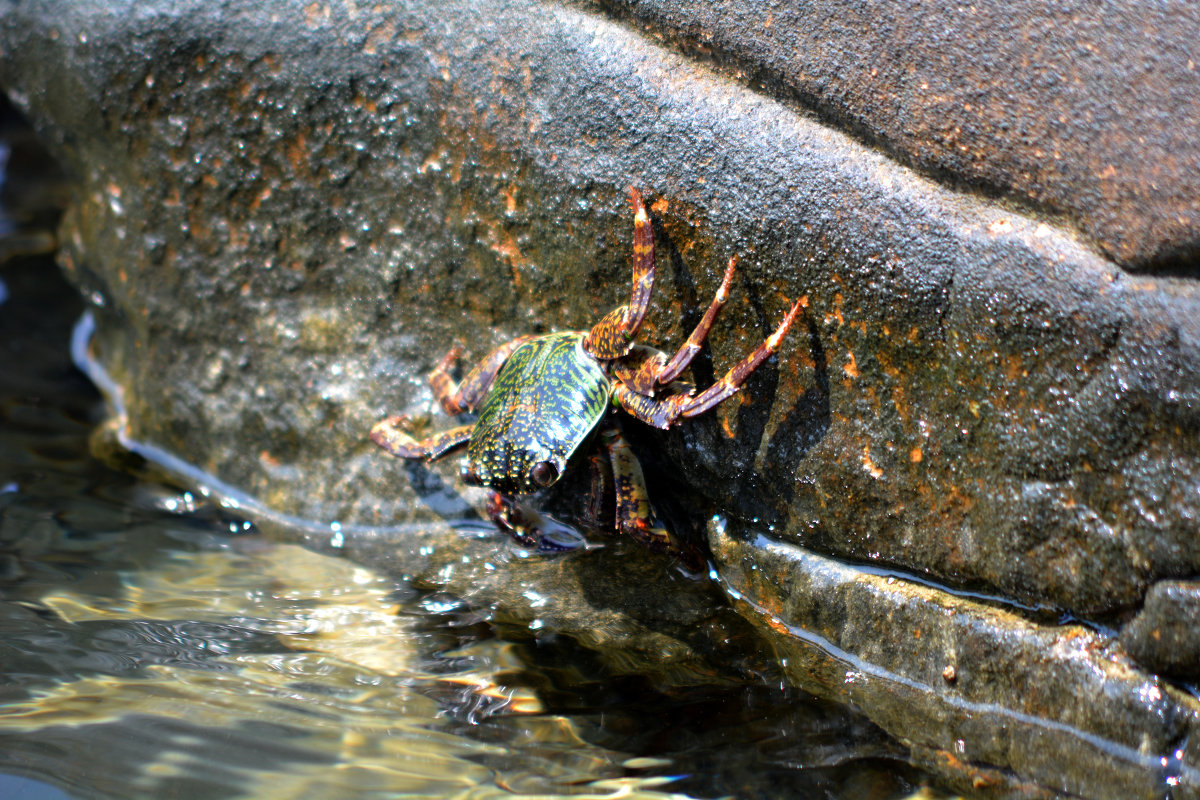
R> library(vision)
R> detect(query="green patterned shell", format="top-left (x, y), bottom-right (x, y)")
top-left (466, 331), bottom-right (611, 494)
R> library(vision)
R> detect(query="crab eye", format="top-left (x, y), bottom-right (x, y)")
top-left (530, 460), bottom-right (559, 488)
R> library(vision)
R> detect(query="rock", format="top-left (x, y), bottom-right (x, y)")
top-left (284, 512), bottom-right (782, 688)
top-left (3, 0), bottom-right (1199, 796)
top-left (3, 0), bottom-right (1197, 619)
top-left (1120, 580), bottom-right (1200, 683)
top-left (710, 527), bottom-right (1200, 800)
top-left (595, 0), bottom-right (1200, 272)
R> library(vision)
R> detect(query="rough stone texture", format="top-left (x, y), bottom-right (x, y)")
top-left (3, 0), bottom-right (1197, 621)
top-left (711, 528), bottom-right (1200, 800)
top-left (3, 0), bottom-right (1200, 797)
top-left (1120, 581), bottom-right (1200, 683)
top-left (589, 0), bottom-right (1200, 273)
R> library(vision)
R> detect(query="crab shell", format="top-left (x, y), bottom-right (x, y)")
top-left (464, 331), bottom-right (610, 495)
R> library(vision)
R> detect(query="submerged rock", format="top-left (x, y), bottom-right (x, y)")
top-left (2, 1), bottom-right (1198, 797)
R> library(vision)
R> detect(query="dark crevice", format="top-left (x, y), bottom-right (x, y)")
top-left (1146, 246), bottom-right (1200, 280)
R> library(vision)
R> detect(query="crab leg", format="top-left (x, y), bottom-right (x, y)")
top-left (625, 186), bottom-right (656, 336)
top-left (623, 256), bottom-right (739, 395)
top-left (597, 426), bottom-right (676, 552)
top-left (585, 448), bottom-right (615, 530)
top-left (655, 256), bottom-right (738, 386)
top-left (427, 346), bottom-right (465, 414)
top-left (613, 297), bottom-right (805, 429)
top-left (679, 297), bottom-right (804, 418)
top-left (584, 187), bottom-right (655, 359)
top-left (430, 335), bottom-right (535, 414)
top-left (369, 417), bottom-right (473, 460)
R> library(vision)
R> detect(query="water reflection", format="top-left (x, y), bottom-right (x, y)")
top-left (2, 537), bottom-right (641, 799)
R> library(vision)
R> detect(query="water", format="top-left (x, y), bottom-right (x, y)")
top-left (0, 106), bottom-right (943, 800)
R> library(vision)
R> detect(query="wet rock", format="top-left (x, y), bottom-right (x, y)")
top-left (3, 0), bottom-right (1200, 797)
top-left (711, 527), bottom-right (1200, 800)
top-left (592, 0), bottom-right (1200, 272)
top-left (1120, 581), bottom-right (1200, 683)
top-left (283, 510), bottom-right (781, 689)
top-left (2, 0), bottom-right (1196, 621)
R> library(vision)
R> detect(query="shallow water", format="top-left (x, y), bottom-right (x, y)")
top-left (0, 108), bottom-right (946, 800)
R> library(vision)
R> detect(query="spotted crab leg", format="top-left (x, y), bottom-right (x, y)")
top-left (624, 187), bottom-right (656, 336)
top-left (373, 335), bottom-right (534, 459)
top-left (369, 418), bottom-right (473, 460)
top-left (622, 256), bottom-right (739, 395)
top-left (654, 256), bottom-right (738, 386)
top-left (597, 426), bottom-right (676, 552)
top-left (613, 297), bottom-right (805, 429)
top-left (584, 187), bottom-right (655, 359)
top-left (430, 335), bottom-right (536, 414)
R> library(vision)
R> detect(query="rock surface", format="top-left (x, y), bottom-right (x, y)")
top-left (1120, 580), bottom-right (1200, 683)
top-left (712, 527), bottom-right (1200, 800)
top-left (3, 1), bottom-right (1199, 797)
top-left (589, 0), bottom-right (1200, 272)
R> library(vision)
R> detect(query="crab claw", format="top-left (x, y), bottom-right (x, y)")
top-left (484, 492), bottom-right (588, 552)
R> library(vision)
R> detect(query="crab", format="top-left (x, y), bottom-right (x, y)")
top-left (371, 187), bottom-right (802, 554)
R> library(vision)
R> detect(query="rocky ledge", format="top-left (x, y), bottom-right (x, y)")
top-left (2, 1), bottom-right (1198, 797)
